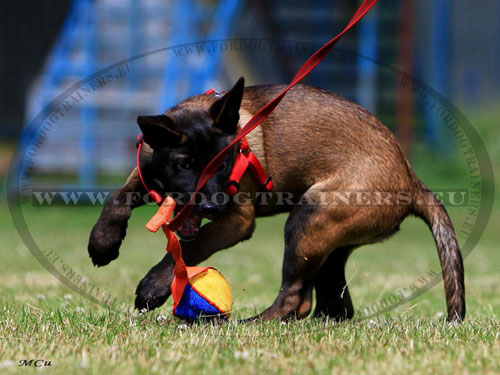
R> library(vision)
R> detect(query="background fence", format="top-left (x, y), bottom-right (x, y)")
top-left (1, 0), bottom-right (498, 187)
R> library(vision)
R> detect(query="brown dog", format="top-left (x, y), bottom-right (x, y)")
top-left (88, 78), bottom-right (465, 321)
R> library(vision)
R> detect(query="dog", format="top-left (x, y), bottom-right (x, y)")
top-left (88, 77), bottom-right (465, 321)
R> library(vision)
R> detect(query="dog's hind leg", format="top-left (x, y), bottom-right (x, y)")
top-left (253, 180), bottom-right (408, 321)
top-left (312, 246), bottom-right (356, 321)
top-left (88, 168), bottom-right (147, 267)
top-left (135, 203), bottom-right (256, 311)
top-left (251, 201), bottom-right (331, 321)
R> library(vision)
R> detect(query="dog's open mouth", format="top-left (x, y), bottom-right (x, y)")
top-left (176, 210), bottom-right (203, 241)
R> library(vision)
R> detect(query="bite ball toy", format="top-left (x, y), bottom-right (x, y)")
top-left (146, 197), bottom-right (232, 322)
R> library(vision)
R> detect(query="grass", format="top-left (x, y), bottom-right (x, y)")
top-left (1, 105), bottom-right (499, 374)
top-left (2, 307), bottom-right (500, 375)
top-left (0, 194), bottom-right (499, 374)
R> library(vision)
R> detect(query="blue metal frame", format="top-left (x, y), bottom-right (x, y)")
top-left (27, 0), bottom-right (243, 187)
top-left (158, 0), bottom-right (242, 111)
top-left (357, 3), bottom-right (378, 113)
top-left (78, 0), bottom-right (98, 187)
top-left (26, 0), bottom-right (98, 186)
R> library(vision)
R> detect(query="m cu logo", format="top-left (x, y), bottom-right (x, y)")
top-left (18, 359), bottom-right (52, 367)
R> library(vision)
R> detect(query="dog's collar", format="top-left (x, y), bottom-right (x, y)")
top-left (135, 89), bottom-right (273, 205)
top-left (136, 134), bottom-right (164, 204)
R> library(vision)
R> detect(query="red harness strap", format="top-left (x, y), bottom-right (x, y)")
top-left (136, 134), bottom-right (164, 204)
top-left (226, 137), bottom-right (273, 196)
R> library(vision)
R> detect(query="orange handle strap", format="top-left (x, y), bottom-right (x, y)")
top-left (146, 197), bottom-right (188, 309)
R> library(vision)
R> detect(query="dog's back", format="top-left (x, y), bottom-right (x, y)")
top-left (242, 84), bottom-right (415, 195)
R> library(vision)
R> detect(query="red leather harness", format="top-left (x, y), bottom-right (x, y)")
top-left (226, 137), bottom-right (273, 196)
top-left (136, 89), bottom-right (273, 204)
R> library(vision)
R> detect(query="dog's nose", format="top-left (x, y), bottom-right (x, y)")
top-left (200, 201), bottom-right (219, 217)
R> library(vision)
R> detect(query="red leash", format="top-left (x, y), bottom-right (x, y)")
top-left (134, 0), bottom-right (380, 228)
top-left (166, 0), bottom-right (378, 231)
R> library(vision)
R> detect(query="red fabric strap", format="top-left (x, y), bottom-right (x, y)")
top-left (167, 0), bottom-right (378, 231)
top-left (136, 137), bottom-right (165, 204)
top-left (226, 149), bottom-right (249, 196)
top-left (204, 88), bottom-right (218, 96)
top-left (225, 136), bottom-right (273, 196)
top-left (247, 152), bottom-right (273, 191)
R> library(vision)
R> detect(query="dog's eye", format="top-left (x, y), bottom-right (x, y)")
top-left (176, 159), bottom-right (193, 171)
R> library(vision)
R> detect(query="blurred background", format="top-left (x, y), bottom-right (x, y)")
top-left (0, 0), bottom-right (498, 320)
top-left (0, 0), bottom-right (499, 185)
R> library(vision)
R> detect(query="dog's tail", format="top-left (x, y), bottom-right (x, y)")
top-left (412, 181), bottom-right (465, 321)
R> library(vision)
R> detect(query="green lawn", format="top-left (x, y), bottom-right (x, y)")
top-left (0, 194), bottom-right (499, 374)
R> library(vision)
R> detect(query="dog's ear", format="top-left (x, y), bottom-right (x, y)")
top-left (209, 77), bottom-right (244, 134)
top-left (137, 115), bottom-right (184, 149)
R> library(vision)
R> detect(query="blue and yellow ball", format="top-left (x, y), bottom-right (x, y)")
top-left (174, 268), bottom-right (232, 321)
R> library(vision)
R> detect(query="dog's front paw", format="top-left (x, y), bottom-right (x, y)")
top-left (87, 222), bottom-right (124, 267)
top-left (134, 270), bottom-right (173, 312)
